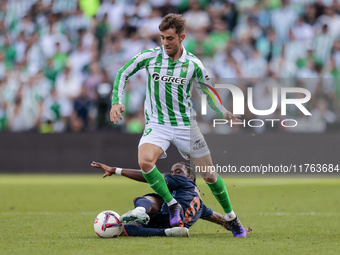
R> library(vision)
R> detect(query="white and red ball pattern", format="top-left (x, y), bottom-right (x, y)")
top-left (94, 210), bottom-right (123, 238)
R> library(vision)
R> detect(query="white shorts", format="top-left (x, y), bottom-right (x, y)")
top-left (138, 123), bottom-right (210, 160)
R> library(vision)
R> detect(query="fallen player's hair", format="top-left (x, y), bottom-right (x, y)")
top-left (179, 162), bottom-right (196, 183)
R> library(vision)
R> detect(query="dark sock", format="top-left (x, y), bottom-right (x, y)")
top-left (134, 196), bottom-right (153, 214)
top-left (123, 224), bottom-right (166, 237)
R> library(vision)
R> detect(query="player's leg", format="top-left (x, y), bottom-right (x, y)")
top-left (138, 143), bottom-right (175, 204)
top-left (190, 154), bottom-right (233, 214)
top-left (138, 143), bottom-right (184, 227)
top-left (121, 209), bottom-right (188, 237)
top-left (173, 126), bottom-right (246, 237)
top-left (120, 223), bottom-right (189, 237)
top-left (120, 195), bottom-right (163, 224)
top-left (135, 195), bottom-right (164, 216)
top-left (190, 154), bottom-right (247, 237)
top-left (172, 126), bottom-right (234, 214)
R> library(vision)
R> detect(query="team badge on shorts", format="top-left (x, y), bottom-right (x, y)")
top-left (193, 139), bottom-right (207, 150)
top-left (143, 128), bottom-right (152, 136)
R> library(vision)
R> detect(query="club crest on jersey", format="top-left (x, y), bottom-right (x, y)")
top-left (181, 67), bottom-right (187, 72)
top-left (155, 62), bottom-right (161, 66)
top-left (152, 73), bottom-right (187, 85)
top-left (167, 70), bottom-right (172, 74)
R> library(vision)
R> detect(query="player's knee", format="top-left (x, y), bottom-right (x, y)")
top-left (138, 158), bottom-right (154, 172)
top-left (203, 176), bottom-right (217, 184)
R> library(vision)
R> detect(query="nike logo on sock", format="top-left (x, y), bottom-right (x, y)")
top-left (150, 181), bottom-right (159, 187)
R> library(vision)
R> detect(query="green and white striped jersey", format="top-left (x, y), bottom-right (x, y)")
top-left (112, 45), bottom-right (228, 127)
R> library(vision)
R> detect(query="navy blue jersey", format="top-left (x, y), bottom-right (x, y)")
top-left (161, 174), bottom-right (213, 228)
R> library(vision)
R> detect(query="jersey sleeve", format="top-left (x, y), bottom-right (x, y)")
top-left (112, 50), bottom-right (152, 105)
top-left (192, 60), bottom-right (229, 119)
top-left (200, 203), bottom-right (214, 219)
top-left (163, 174), bottom-right (179, 191)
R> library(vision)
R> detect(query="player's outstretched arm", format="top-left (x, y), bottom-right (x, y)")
top-left (91, 161), bottom-right (147, 182)
top-left (204, 212), bottom-right (231, 231)
top-left (204, 212), bottom-right (253, 234)
top-left (193, 61), bottom-right (243, 122)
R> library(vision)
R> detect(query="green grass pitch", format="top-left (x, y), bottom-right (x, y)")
top-left (0, 175), bottom-right (339, 255)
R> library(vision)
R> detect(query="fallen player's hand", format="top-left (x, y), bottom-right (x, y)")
top-left (224, 111), bottom-right (242, 123)
top-left (91, 161), bottom-right (115, 178)
top-left (110, 104), bottom-right (125, 124)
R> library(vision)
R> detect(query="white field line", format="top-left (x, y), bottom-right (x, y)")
top-left (0, 212), bottom-right (98, 215)
top-left (258, 212), bottom-right (340, 216)
top-left (1, 212), bottom-right (340, 216)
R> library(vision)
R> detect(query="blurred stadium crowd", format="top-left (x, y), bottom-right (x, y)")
top-left (0, 0), bottom-right (340, 134)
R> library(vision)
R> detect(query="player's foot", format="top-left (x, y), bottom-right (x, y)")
top-left (165, 227), bottom-right (190, 237)
top-left (120, 209), bottom-right (150, 225)
top-left (168, 203), bottom-right (184, 227)
top-left (227, 216), bottom-right (247, 237)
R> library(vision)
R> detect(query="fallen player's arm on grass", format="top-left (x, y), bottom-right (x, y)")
top-left (91, 161), bottom-right (147, 182)
top-left (203, 211), bottom-right (231, 231)
top-left (204, 212), bottom-right (252, 234)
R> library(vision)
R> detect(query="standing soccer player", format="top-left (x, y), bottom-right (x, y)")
top-left (111, 14), bottom-right (246, 237)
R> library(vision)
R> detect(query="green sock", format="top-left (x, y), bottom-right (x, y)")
top-left (206, 175), bottom-right (233, 213)
top-left (142, 166), bottom-right (174, 203)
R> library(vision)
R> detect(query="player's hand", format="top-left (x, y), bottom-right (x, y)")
top-left (224, 111), bottom-right (242, 123)
top-left (91, 161), bottom-right (115, 178)
top-left (110, 104), bottom-right (125, 124)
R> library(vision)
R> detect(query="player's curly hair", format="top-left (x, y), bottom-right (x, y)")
top-left (179, 162), bottom-right (196, 183)
top-left (159, 13), bottom-right (186, 35)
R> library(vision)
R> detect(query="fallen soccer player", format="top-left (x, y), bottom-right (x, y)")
top-left (91, 161), bottom-right (252, 237)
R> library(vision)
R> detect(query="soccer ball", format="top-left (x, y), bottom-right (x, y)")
top-left (94, 210), bottom-right (123, 238)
